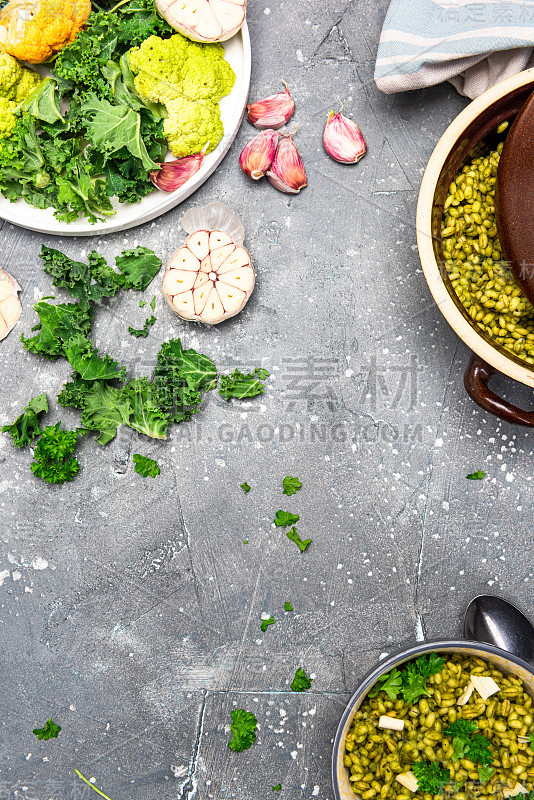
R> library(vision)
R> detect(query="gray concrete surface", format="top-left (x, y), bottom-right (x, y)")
top-left (1, 1), bottom-right (533, 798)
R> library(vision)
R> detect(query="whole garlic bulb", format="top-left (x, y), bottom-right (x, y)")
top-left (162, 203), bottom-right (255, 325)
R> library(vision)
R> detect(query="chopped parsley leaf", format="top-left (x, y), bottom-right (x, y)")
top-left (260, 615), bottom-right (275, 632)
top-left (284, 602), bottom-right (293, 612)
top-left (291, 667), bottom-right (312, 692)
top-left (33, 718), bottom-right (61, 740)
top-left (240, 481), bottom-right (251, 493)
top-left (228, 708), bottom-right (257, 751)
top-left (466, 470), bottom-right (485, 480)
top-left (286, 527), bottom-right (311, 552)
top-left (282, 475), bottom-right (302, 496)
top-left (274, 510), bottom-right (299, 527)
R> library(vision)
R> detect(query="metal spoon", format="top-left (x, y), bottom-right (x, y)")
top-left (464, 594), bottom-right (534, 667)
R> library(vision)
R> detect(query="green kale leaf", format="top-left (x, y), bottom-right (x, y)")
top-left (218, 367), bottom-right (269, 401)
top-left (128, 314), bottom-right (156, 338)
top-left (133, 453), bottom-right (160, 477)
top-left (20, 301), bottom-right (94, 359)
top-left (2, 393), bottom-right (48, 448)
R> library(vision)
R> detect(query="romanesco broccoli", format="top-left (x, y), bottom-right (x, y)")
top-left (164, 97), bottom-right (224, 158)
top-left (128, 33), bottom-right (235, 157)
top-left (0, 46), bottom-right (41, 142)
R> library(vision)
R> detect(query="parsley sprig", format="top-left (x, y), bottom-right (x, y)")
top-left (33, 718), bottom-right (61, 740)
top-left (369, 653), bottom-right (445, 703)
top-left (412, 761), bottom-right (450, 793)
top-left (228, 709), bottom-right (257, 752)
top-left (444, 720), bottom-right (493, 766)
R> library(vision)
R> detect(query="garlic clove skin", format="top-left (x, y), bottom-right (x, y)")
top-left (162, 228), bottom-right (255, 325)
top-left (0, 269), bottom-right (21, 342)
top-left (323, 107), bottom-right (366, 164)
top-left (239, 129), bottom-right (280, 180)
top-left (247, 81), bottom-right (295, 129)
top-left (266, 131), bottom-right (307, 194)
top-left (149, 148), bottom-right (206, 192)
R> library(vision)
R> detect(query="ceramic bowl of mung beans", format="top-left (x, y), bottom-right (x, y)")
top-left (332, 640), bottom-right (534, 800)
top-left (416, 69), bottom-right (534, 426)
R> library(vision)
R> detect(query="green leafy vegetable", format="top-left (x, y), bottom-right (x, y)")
top-left (368, 668), bottom-right (403, 700)
top-left (282, 475), bottom-right (302, 496)
top-left (128, 314), bottom-right (156, 338)
top-left (272, 786), bottom-right (281, 792)
top-left (21, 301), bottom-right (94, 359)
top-left (369, 654), bottom-right (445, 703)
top-left (286, 527), bottom-right (311, 553)
top-left (274, 510), bottom-right (299, 527)
top-left (478, 766), bottom-right (494, 783)
top-left (218, 367), bottom-right (270, 400)
top-left (121, 377), bottom-right (169, 440)
top-left (260, 615), bottom-right (275, 632)
top-left (33, 718), bottom-right (61, 740)
top-left (115, 246), bottom-right (162, 291)
top-left (291, 667), bottom-right (313, 692)
top-left (80, 381), bottom-right (131, 446)
top-left (467, 470), bottom-right (486, 480)
top-left (411, 761), bottom-right (450, 794)
top-left (2, 394), bottom-right (48, 448)
top-left (139, 299), bottom-right (147, 308)
top-left (82, 94), bottom-right (159, 172)
top-left (39, 246), bottom-right (122, 310)
top-left (284, 602), bottom-right (293, 612)
top-left (64, 335), bottom-right (126, 381)
top-left (31, 424), bottom-right (82, 484)
top-left (153, 338), bottom-right (216, 422)
top-left (150, 295), bottom-right (156, 311)
top-left (15, 78), bottom-right (64, 125)
top-left (529, 733), bottom-right (534, 749)
top-left (228, 709), bottom-right (257, 752)
top-left (444, 720), bottom-right (493, 766)
top-left (133, 453), bottom-right (160, 478)
top-left (240, 482), bottom-right (251, 493)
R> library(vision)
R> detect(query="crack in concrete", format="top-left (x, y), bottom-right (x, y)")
top-left (180, 689), bottom-right (207, 800)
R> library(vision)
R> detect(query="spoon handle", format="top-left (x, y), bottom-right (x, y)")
top-left (464, 594), bottom-right (534, 666)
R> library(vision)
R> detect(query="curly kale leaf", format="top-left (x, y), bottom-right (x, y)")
top-left (2, 394), bottom-right (48, 448)
top-left (40, 246), bottom-right (122, 309)
top-left (115, 247), bottom-right (162, 291)
top-left (153, 338), bottom-right (217, 422)
top-left (120, 377), bottom-right (169, 440)
top-left (133, 453), bottom-right (160, 478)
top-left (80, 381), bottom-right (132, 446)
top-left (64, 335), bottom-right (126, 382)
top-left (21, 301), bottom-right (94, 359)
top-left (218, 367), bottom-right (270, 401)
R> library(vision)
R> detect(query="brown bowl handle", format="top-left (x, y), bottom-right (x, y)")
top-left (464, 354), bottom-right (534, 426)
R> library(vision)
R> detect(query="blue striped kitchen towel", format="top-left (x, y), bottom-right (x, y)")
top-left (375, 0), bottom-right (534, 98)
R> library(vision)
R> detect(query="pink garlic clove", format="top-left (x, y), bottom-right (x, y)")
top-left (266, 130), bottom-right (307, 195)
top-left (239, 129), bottom-right (280, 180)
top-left (323, 105), bottom-right (366, 164)
top-left (149, 146), bottom-right (207, 192)
top-left (247, 81), bottom-right (295, 130)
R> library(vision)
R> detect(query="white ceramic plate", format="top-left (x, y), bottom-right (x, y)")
top-left (0, 23), bottom-right (251, 237)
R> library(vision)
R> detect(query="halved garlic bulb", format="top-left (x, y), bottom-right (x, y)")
top-left (155, 0), bottom-right (246, 43)
top-left (162, 227), bottom-right (254, 325)
top-left (0, 269), bottom-right (21, 341)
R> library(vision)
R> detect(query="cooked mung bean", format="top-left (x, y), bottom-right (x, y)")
top-left (344, 653), bottom-right (534, 799)
top-left (440, 139), bottom-right (534, 365)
